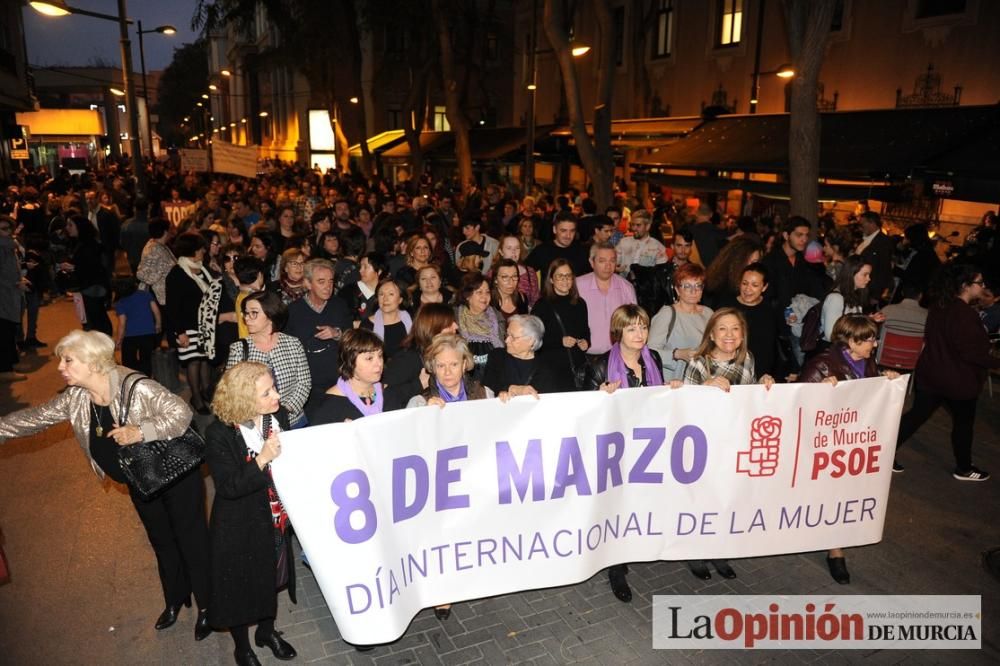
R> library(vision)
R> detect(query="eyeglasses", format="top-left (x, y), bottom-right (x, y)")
top-left (244, 310), bottom-right (263, 319)
top-left (552, 273), bottom-right (574, 281)
top-left (497, 275), bottom-right (518, 282)
top-left (679, 283), bottom-right (705, 291)
top-left (223, 255), bottom-right (239, 263)
top-left (287, 260), bottom-right (304, 267)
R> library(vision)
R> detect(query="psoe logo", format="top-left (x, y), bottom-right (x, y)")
top-left (737, 416), bottom-right (782, 477)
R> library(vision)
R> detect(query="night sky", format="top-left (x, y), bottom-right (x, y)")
top-left (23, 0), bottom-right (202, 72)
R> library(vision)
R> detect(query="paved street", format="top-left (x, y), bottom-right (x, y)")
top-left (1, 300), bottom-right (997, 665)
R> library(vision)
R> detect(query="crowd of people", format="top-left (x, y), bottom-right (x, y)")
top-left (1, 160), bottom-right (999, 664)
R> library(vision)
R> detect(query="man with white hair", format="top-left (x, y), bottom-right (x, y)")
top-left (578, 242), bottom-right (637, 355)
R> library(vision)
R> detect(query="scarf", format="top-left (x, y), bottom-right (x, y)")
top-left (373, 309), bottom-right (412, 340)
top-left (197, 275), bottom-right (223, 359)
top-left (457, 305), bottom-right (504, 347)
top-left (336, 377), bottom-right (384, 416)
top-left (839, 346), bottom-right (867, 379)
top-left (436, 379), bottom-right (467, 402)
top-left (177, 256), bottom-right (212, 294)
top-left (606, 342), bottom-right (663, 387)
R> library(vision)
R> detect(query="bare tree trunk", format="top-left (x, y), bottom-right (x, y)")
top-left (784, 0), bottom-right (834, 230)
top-left (403, 63), bottom-right (432, 179)
top-left (332, 100), bottom-right (351, 173)
top-left (432, 0), bottom-right (474, 200)
top-left (341, 0), bottom-right (374, 178)
top-left (544, 0), bottom-right (615, 210)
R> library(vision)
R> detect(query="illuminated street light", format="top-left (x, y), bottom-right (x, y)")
top-left (209, 83), bottom-right (218, 91)
top-left (570, 45), bottom-right (590, 57)
top-left (349, 97), bottom-right (359, 104)
top-left (259, 111), bottom-right (269, 117)
top-left (109, 87), bottom-right (125, 96)
top-left (201, 93), bottom-right (209, 99)
top-left (220, 68), bottom-right (232, 77)
top-left (31, 0), bottom-right (146, 189)
top-left (136, 21), bottom-right (176, 158)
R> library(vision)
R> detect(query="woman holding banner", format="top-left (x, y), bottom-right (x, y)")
top-left (207, 362), bottom-right (298, 665)
top-left (407, 333), bottom-right (497, 619)
top-left (307, 328), bottom-right (403, 426)
top-left (683, 307), bottom-right (775, 581)
top-left (583, 304), bottom-right (665, 603)
top-left (799, 314), bottom-right (898, 584)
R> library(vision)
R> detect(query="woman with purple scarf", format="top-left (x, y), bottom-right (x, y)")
top-left (583, 304), bottom-right (666, 605)
top-left (406, 333), bottom-right (496, 620)
top-left (360, 278), bottom-right (412, 360)
top-left (306, 328), bottom-right (404, 426)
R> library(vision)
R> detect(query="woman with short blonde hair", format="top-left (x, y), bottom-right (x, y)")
top-left (0, 329), bottom-right (209, 639)
top-left (206, 361), bottom-right (299, 663)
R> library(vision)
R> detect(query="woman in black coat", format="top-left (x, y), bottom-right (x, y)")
top-left (207, 362), bottom-right (298, 666)
top-left (483, 314), bottom-right (560, 396)
top-left (530, 259), bottom-right (590, 391)
top-left (60, 214), bottom-right (112, 334)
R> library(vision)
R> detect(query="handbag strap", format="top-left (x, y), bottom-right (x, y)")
top-left (118, 371), bottom-right (148, 426)
top-left (549, 307), bottom-right (578, 370)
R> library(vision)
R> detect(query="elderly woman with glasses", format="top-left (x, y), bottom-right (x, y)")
top-left (582, 304), bottom-right (665, 605)
top-left (274, 248), bottom-right (308, 305)
top-left (799, 314), bottom-right (899, 585)
top-left (649, 262), bottom-right (714, 381)
top-left (483, 314), bottom-right (559, 398)
top-left (226, 290), bottom-right (311, 428)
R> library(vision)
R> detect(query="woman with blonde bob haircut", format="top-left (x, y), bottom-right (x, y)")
top-left (406, 332), bottom-right (496, 620)
top-left (206, 361), bottom-right (299, 664)
top-left (682, 306), bottom-right (774, 583)
top-left (0, 329), bottom-right (210, 640)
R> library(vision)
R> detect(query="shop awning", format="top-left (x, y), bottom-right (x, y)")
top-left (16, 109), bottom-right (106, 136)
top-left (633, 172), bottom-right (903, 202)
top-left (380, 126), bottom-right (556, 161)
top-left (632, 104), bottom-right (1000, 181)
top-left (551, 115), bottom-right (703, 149)
top-left (348, 130), bottom-right (406, 158)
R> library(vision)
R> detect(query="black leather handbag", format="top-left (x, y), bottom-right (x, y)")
top-left (116, 373), bottom-right (205, 499)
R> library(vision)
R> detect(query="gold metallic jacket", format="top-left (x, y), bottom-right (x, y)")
top-left (0, 366), bottom-right (193, 479)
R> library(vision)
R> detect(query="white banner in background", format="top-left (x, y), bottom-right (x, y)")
top-left (178, 148), bottom-right (208, 172)
top-left (210, 141), bottom-right (258, 178)
top-left (273, 376), bottom-right (909, 645)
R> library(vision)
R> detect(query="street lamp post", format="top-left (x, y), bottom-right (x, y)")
top-left (30, 0), bottom-right (146, 192)
top-left (748, 0), bottom-right (794, 113)
top-left (137, 21), bottom-right (176, 160)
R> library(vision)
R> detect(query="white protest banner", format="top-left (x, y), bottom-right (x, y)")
top-left (273, 376), bottom-right (908, 645)
top-left (179, 148), bottom-right (209, 172)
top-left (210, 140), bottom-right (258, 178)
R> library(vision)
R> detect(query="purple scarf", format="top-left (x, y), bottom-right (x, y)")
top-left (606, 343), bottom-right (664, 387)
top-left (436, 379), bottom-right (467, 403)
top-left (839, 346), bottom-right (868, 379)
top-left (336, 377), bottom-right (384, 416)
top-left (373, 309), bottom-right (412, 340)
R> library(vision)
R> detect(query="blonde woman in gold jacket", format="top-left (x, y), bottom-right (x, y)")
top-left (0, 330), bottom-right (213, 642)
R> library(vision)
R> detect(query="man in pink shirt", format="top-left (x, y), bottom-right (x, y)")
top-left (577, 242), bottom-right (637, 355)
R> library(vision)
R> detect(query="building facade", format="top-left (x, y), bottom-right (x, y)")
top-left (0, 0), bottom-right (36, 180)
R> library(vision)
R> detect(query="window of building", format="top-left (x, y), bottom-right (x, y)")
top-left (652, 0), bottom-right (675, 59)
top-left (613, 6), bottom-right (626, 66)
top-left (433, 106), bottom-right (450, 132)
top-left (387, 108), bottom-right (402, 130)
top-left (717, 0), bottom-right (743, 46)
top-left (831, 0), bottom-right (845, 31)
top-left (487, 31), bottom-right (499, 61)
top-left (916, 0), bottom-right (966, 18)
top-left (386, 26), bottom-right (409, 53)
